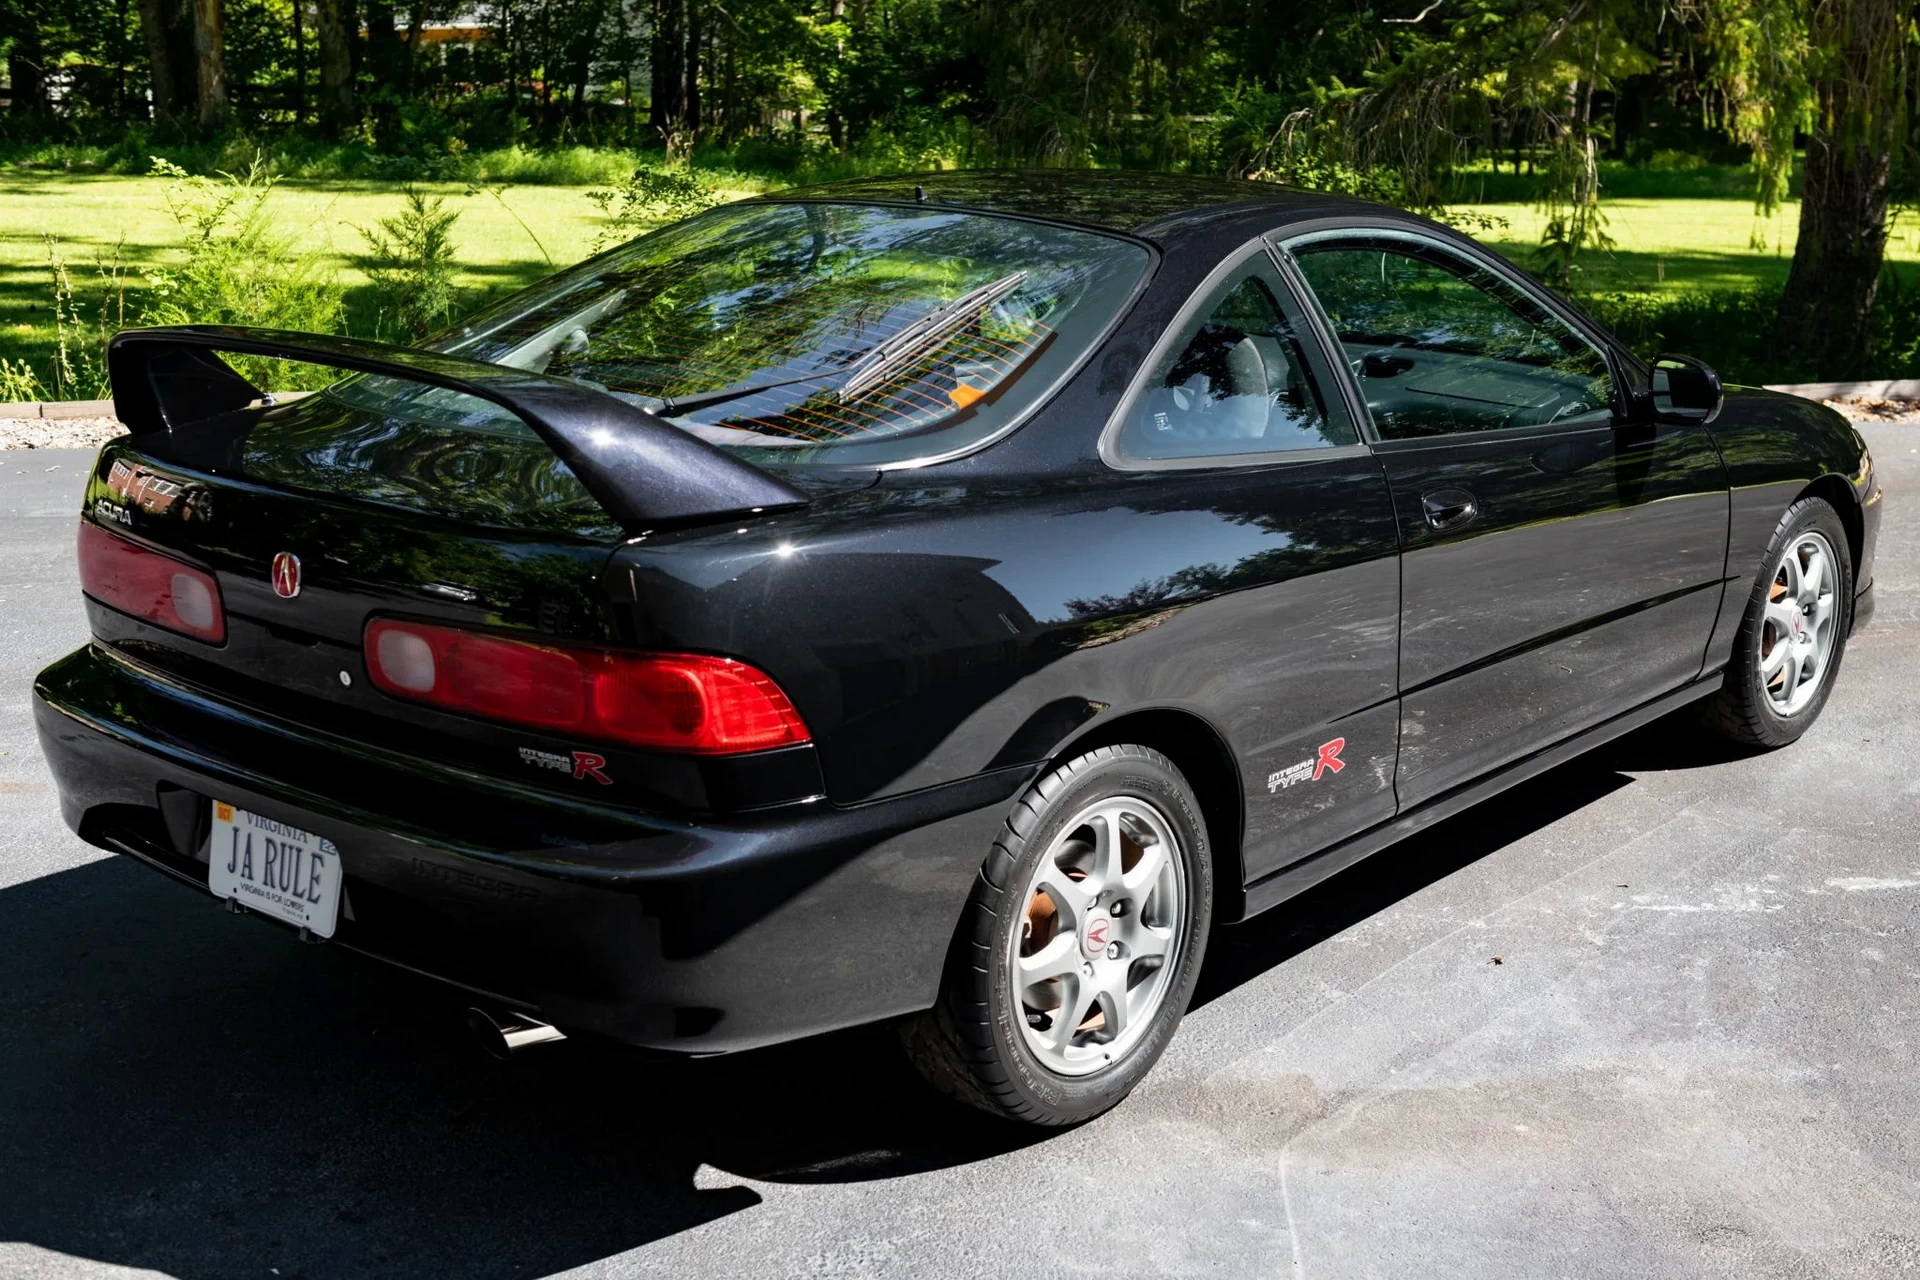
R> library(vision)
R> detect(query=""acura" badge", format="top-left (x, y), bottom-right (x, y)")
top-left (271, 551), bottom-right (302, 599)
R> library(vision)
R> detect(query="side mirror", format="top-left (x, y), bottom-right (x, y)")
top-left (1649, 353), bottom-right (1723, 424)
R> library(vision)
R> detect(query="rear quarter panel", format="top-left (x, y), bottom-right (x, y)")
top-left (610, 457), bottom-right (1402, 883)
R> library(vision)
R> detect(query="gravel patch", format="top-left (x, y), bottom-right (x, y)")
top-left (0, 417), bottom-right (124, 450)
top-left (1820, 395), bottom-right (1920, 423)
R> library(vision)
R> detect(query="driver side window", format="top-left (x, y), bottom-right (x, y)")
top-left (1291, 237), bottom-right (1614, 441)
top-left (1119, 255), bottom-right (1356, 461)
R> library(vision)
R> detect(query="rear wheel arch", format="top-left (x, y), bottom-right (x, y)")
top-left (1045, 708), bottom-right (1246, 920)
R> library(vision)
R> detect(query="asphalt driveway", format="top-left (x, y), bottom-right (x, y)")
top-left (2, 430), bottom-right (1916, 1279)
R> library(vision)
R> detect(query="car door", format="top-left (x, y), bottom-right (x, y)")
top-left (1283, 227), bottom-right (1729, 808)
top-left (1102, 243), bottom-right (1401, 885)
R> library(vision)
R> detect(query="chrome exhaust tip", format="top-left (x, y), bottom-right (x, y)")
top-left (467, 1006), bottom-right (566, 1059)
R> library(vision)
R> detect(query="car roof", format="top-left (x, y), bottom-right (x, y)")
top-left (759, 169), bottom-right (1385, 244)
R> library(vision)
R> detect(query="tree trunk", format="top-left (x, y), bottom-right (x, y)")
top-left (315, 0), bottom-right (354, 131)
top-left (364, 0), bottom-right (400, 84)
top-left (826, 0), bottom-right (846, 149)
top-left (137, 0), bottom-right (199, 121)
top-left (193, 0), bottom-right (228, 129)
top-left (682, 3), bottom-right (701, 140)
top-left (650, 0), bottom-right (685, 144)
top-left (1769, 0), bottom-right (1907, 378)
top-left (401, 0), bottom-right (426, 94)
top-left (291, 0), bottom-right (306, 122)
top-left (115, 0), bottom-right (133, 117)
top-left (7, 37), bottom-right (47, 114)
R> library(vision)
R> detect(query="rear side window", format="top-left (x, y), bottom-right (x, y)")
top-left (1117, 255), bottom-right (1356, 462)
top-left (331, 202), bottom-right (1151, 469)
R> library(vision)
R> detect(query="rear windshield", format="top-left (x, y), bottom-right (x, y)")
top-left (330, 201), bottom-right (1151, 467)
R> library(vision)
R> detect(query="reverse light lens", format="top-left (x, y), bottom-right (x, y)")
top-left (77, 521), bottom-right (227, 644)
top-left (363, 619), bottom-right (810, 755)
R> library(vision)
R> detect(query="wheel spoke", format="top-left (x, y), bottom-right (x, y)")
top-left (1764, 599), bottom-right (1799, 635)
top-left (1760, 639), bottom-right (1790, 680)
top-left (1129, 923), bottom-right (1174, 964)
top-left (1050, 975), bottom-right (1094, 1053)
top-left (1781, 644), bottom-right (1805, 697)
top-left (1085, 808), bottom-right (1124, 895)
top-left (1121, 829), bottom-right (1170, 899)
top-left (1033, 866), bottom-right (1090, 928)
top-left (1017, 934), bottom-right (1080, 986)
top-left (1095, 986), bottom-right (1130, 1043)
top-left (1778, 552), bottom-right (1801, 601)
top-left (1799, 547), bottom-right (1824, 604)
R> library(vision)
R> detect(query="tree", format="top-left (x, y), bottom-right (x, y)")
top-left (315, 0), bottom-right (354, 130)
top-left (137, 0), bottom-right (199, 120)
top-left (192, 0), bottom-right (227, 127)
top-left (1700, 0), bottom-right (1912, 377)
top-left (1771, 0), bottom-right (1909, 376)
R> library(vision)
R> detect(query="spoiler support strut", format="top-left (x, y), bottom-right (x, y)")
top-left (107, 325), bottom-right (810, 534)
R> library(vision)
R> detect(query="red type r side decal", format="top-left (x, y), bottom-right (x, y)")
top-left (1267, 738), bottom-right (1348, 794)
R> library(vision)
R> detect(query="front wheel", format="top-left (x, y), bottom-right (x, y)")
top-left (902, 744), bottom-right (1213, 1126)
top-left (1700, 495), bottom-right (1853, 748)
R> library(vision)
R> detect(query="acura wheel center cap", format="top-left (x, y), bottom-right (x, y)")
top-left (1081, 908), bottom-right (1115, 958)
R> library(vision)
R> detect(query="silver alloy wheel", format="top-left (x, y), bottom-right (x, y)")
top-left (1011, 794), bottom-right (1187, 1077)
top-left (1761, 529), bottom-right (1839, 717)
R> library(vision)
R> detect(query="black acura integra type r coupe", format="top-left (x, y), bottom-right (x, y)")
top-left (35, 171), bottom-right (1881, 1126)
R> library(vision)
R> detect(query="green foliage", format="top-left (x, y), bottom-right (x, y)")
top-left (1577, 273), bottom-right (1920, 384)
top-left (0, 358), bottom-right (47, 403)
top-left (357, 189), bottom-right (464, 341)
top-left (587, 164), bottom-right (723, 251)
top-left (41, 237), bottom-right (135, 401)
top-left (140, 158), bottom-right (346, 388)
top-left (1578, 287), bottom-right (1788, 384)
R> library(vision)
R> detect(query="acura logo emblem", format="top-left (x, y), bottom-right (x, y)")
top-left (271, 552), bottom-right (302, 599)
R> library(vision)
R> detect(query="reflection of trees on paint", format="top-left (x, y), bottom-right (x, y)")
top-left (1063, 564), bottom-right (1234, 620)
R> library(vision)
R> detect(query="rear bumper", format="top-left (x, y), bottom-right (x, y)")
top-left (33, 644), bottom-right (1025, 1053)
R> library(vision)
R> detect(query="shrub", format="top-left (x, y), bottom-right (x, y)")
top-left (140, 157), bottom-right (346, 389)
top-left (586, 163), bottom-right (722, 251)
top-left (1575, 275), bottom-right (1920, 384)
top-left (1576, 288), bottom-right (1784, 384)
top-left (357, 188), bottom-right (463, 341)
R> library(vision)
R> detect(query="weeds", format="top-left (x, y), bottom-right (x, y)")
top-left (358, 188), bottom-right (463, 341)
top-left (0, 359), bottom-right (44, 403)
top-left (141, 157), bottom-right (346, 388)
top-left (587, 163), bottom-right (722, 252)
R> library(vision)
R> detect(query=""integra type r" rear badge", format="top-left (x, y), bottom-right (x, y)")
top-left (518, 746), bottom-right (613, 785)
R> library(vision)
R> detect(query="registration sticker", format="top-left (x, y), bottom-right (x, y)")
top-left (208, 801), bottom-right (343, 938)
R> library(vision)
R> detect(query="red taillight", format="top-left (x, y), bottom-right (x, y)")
top-left (363, 619), bottom-right (810, 755)
top-left (76, 521), bottom-right (226, 644)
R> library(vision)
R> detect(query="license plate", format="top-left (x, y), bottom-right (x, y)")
top-left (208, 801), bottom-right (343, 938)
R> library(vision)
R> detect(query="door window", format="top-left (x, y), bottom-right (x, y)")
top-left (1291, 236), bottom-right (1613, 440)
top-left (1117, 256), bottom-right (1356, 461)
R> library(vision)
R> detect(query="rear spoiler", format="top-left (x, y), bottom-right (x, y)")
top-left (106, 325), bottom-right (809, 534)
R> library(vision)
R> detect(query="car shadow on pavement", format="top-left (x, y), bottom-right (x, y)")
top-left (0, 849), bottom-right (1047, 1279)
top-left (0, 715), bottom-right (1687, 1280)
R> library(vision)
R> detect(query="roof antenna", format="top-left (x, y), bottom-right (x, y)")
top-left (914, 184), bottom-right (928, 203)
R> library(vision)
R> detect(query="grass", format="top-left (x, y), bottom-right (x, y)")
top-left (9, 169), bottom-right (1920, 391)
top-left (1465, 197), bottom-right (1920, 294)
top-left (0, 172), bottom-right (769, 383)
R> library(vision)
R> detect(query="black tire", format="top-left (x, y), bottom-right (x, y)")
top-left (1699, 495), bottom-right (1854, 748)
top-left (901, 744), bottom-right (1213, 1127)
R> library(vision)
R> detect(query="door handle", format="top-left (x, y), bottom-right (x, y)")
top-left (1421, 488), bottom-right (1479, 531)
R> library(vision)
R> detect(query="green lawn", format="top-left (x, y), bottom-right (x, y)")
top-left (0, 173), bottom-right (758, 389)
top-left (6, 172), bottom-right (1920, 394)
top-left (1465, 197), bottom-right (1920, 293)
